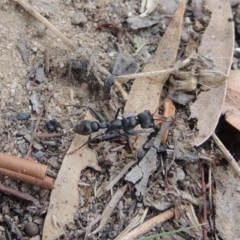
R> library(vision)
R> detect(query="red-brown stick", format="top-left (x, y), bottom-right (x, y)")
top-left (0, 152), bottom-right (47, 180)
top-left (162, 98), bottom-right (176, 143)
top-left (0, 168), bottom-right (54, 189)
top-left (0, 183), bottom-right (40, 207)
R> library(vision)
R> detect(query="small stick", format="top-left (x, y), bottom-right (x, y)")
top-left (0, 183), bottom-right (40, 207)
top-left (212, 133), bottom-right (240, 177)
top-left (26, 89), bottom-right (55, 158)
top-left (114, 81), bottom-right (128, 101)
top-left (94, 1), bottom-right (105, 22)
top-left (0, 168), bottom-right (54, 189)
top-left (15, 0), bottom-right (77, 50)
top-left (0, 152), bottom-right (47, 180)
top-left (162, 99), bottom-right (176, 143)
top-left (35, 132), bottom-right (64, 138)
top-left (45, 48), bottom-right (50, 73)
top-left (116, 68), bottom-right (174, 83)
top-left (121, 205), bottom-right (188, 240)
top-left (201, 165), bottom-right (208, 240)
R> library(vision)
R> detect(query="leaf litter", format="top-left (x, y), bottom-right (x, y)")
top-left (1, 0), bottom-right (240, 239)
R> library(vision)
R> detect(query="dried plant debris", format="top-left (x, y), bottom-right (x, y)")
top-left (126, 15), bottom-right (160, 30)
top-left (0, 0), bottom-right (239, 239)
top-left (112, 53), bottom-right (139, 76)
top-left (29, 91), bottom-right (40, 114)
top-left (16, 37), bottom-right (29, 64)
top-left (35, 67), bottom-right (46, 83)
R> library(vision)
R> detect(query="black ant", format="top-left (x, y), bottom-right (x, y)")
top-left (66, 105), bottom-right (174, 154)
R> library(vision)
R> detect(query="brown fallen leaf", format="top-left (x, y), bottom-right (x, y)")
top-left (189, 0), bottom-right (234, 146)
top-left (42, 111), bottom-right (102, 240)
top-left (222, 70), bottom-right (240, 131)
top-left (123, 0), bottom-right (187, 150)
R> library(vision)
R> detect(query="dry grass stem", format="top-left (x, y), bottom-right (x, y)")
top-left (116, 68), bottom-right (174, 83)
top-left (212, 133), bottom-right (240, 177)
top-left (114, 81), bottom-right (128, 101)
top-left (15, 0), bottom-right (77, 50)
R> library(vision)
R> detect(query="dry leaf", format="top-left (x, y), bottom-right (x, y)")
top-left (124, 0), bottom-right (187, 150)
top-left (222, 70), bottom-right (240, 131)
top-left (42, 111), bottom-right (102, 240)
top-left (189, 0), bottom-right (234, 146)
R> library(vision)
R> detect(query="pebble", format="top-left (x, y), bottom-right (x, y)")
top-left (71, 12), bottom-right (87, 25)
top-left (46, 119), bottom-right (60, 132)
top-left (36, 28), bottom-right (46, 38)
top-left (16, 126), bottom-right (27, 136)
top-left (17, 112), bottom-right (31, 120)
top-left (48, 156), bottom-right (60, 169)
top-left (35, 67), bottom-right (46, 83)
top-left (24, 134), bottom-right (43, 150)
top-left (63, 0), bottom-right (72, 5)
top-left (9, 115), bottom-right (17, 121)
top-left (18, 143), bottom-right (27, 154)
top-left (24, 222), bottom-right (39, 237)
top-left (34, 151), bottom-right (44, 160)
top-left (2, 205), bottom-right (10, 215)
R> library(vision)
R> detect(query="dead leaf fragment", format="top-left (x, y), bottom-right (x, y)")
top-left (222, 70), bottom-right (240, 131)
top-left (213, 165), bottom-right (240, 239)
top-left (189, 0), bottom-right (234, 146)
top-left (124, 0), bottom-right (187, 150)
top-left (42, 111), bottom-right (102, 240)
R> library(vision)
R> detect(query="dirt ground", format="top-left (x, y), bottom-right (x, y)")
top-left (0, 0), bottom-right (240, 240)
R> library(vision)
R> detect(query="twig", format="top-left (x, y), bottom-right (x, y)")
top-left (0, 183), bottom-right (40, 207)
top-left (0, 168), bottom-right (54, 189)
top-left (45, 48), bottom-right (50, 73)
top-left (114, 81), bottom-right (128, 101)
top-left (0, 152), bottom-right (47, 180)
top-left (212, 133), bottom-right (240, 177)
top-left (121, 205), bottom-right (188, 240)
top-left (94, 1), bottom-right (105, 22)
top-left (162, 99), bottom-right (176, 143)
top-left (116, 68), bottom-right (174, 83)
top-left (14, 0), bottom-right (77, 50)
top-left (26, 89), bottom-right (55, 158)
top-left (201, 165), bottom-right (208, 240)
top-left (35, 132), bottom-right (64, 138)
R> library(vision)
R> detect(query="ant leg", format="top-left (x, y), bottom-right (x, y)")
top-left (68, 132), bottom-right (107, 155)
top-left (114, 108), bottom-right (121, 120)
top-left (66, 105), bottom-right (105, 123)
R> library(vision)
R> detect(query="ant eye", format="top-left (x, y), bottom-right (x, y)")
top-left (73, 120), bottom-right (92, 135)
